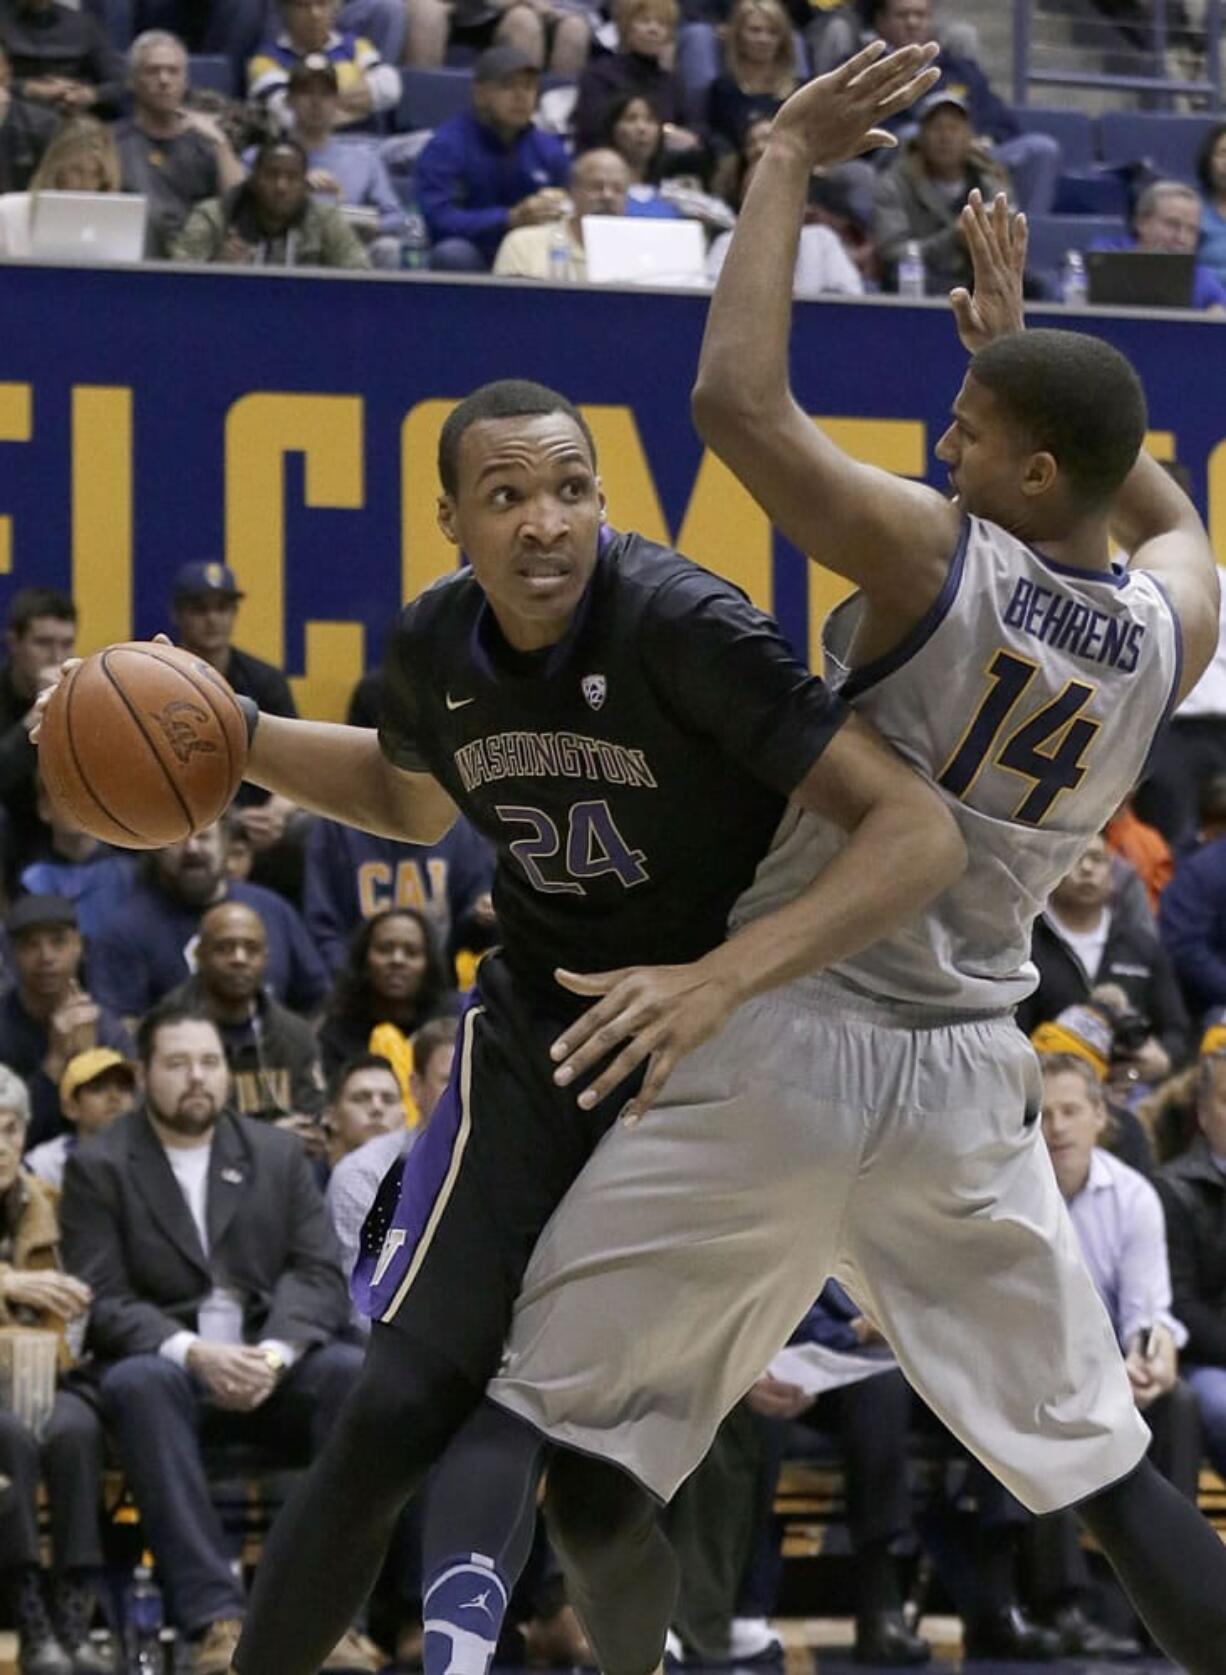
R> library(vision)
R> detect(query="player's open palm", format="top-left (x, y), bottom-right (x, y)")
top-left (950, 188), bottom-right (1027, 354)
top-left (551, 960), bottom-right (742, 1124)
top-left (770, 38), bottom-right (940, 170)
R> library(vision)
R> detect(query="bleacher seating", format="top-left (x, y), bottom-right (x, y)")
top-left (1098, 110), bottom-right (1217, 183)
top-left (1017, 106), bottom-right (1096, 171)
top-left (187, 54), bottom-right (236, 99)
top-left (1026, 210), bottom-right (1130, 273)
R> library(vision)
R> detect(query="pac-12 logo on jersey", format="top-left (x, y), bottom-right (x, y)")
top-left (581, 674), bottom-right (607, 711)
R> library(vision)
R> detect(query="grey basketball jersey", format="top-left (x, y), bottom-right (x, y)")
top-left (730, 515), bottom-right (1182, 1013)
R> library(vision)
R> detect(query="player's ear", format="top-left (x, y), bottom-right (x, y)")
top-left (596, 477), bottom-right (607, 517)
top-left (1021, 449), bottom-right (1058, 498)
top-left (436, 495), bottom-right (460, 548)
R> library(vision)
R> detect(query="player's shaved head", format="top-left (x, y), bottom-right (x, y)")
top-left (439, 380), bottom-right (597, 496)
top-left (968, 329), bottom-right (1146, 513)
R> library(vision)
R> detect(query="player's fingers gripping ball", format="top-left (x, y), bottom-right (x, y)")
top-left (38, 641), bottom-right (250, 848)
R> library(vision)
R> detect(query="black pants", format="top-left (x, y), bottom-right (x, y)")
top-left (0, 1394), bottom-right (105, 1574)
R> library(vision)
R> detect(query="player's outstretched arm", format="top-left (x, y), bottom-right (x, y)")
top-left (692, 41), bottom-right (959, 620)
top-left (949, 188), bottom-right (1027, 355)
top-left (1110, 453), bottom-right (1220, 704)
top-left (549, 713), bottom-right (965, 1122)
top-left (244, 713), bottom-right (458, 844)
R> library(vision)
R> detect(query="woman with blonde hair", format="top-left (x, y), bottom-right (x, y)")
top-left (30, 116), bottom-right (120, 193)
top-left (707, 0), bottom-right (798, 192)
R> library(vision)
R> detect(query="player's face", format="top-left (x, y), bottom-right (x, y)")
top-left (878, 0), bottom-right (932, 48)
top-left (440, 413), bottom-right (605, 651)
top-left (144, 1019), bottom-right (229, 1136)
top-left (198, 907), bottom-right (268, 1003)
top-left (366, 912), bottom-right (429, 1002)
top-left (330, 1066), bottom-right (404, 1154)
top-left (934, 375), bottom-right (1037, 529)
top-left (68, 1069), bottom-right (136, 1135)
top-left (133, 44), bottom-right (187, 114)
top-left (12, 924), bottom-right (81, 1001)
top-left (1198, 1055), bottom-right (1226, 1155)
top-left (410, 1042), bottom-right (455, 1122)
top-left (1041, 1069), bottom-right (1106, 1199)
top-left (8, 615), bottom-right (76, 691)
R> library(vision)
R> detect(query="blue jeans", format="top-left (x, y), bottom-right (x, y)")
top-left (430, 236), bottom-right (488, 271)
top-left (1188, 1364), bottom-right (1226, 1477)
top-left (99, 1342), bottom-right (364, 1633)
top-left (996, 131), bottom-right (1062, 217)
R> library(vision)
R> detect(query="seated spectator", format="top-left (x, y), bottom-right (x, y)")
top-left (1158, 828), bottom-right (1226, 1019)
top-left (864, 0), bottom-right (1060, 216)
top-left (303, 811), bottom-right (493, 977)
top-left (326, 1019), bottom-right (455, 1318)
top-left (116, 30), bottom-right (245, 257)
top-left (282, 53), bottom-right (405, 268)
top-left (0, 0), bottom-right (124, 118)
top-left (1029, 1052), bottom-right (1195, 1653)
top-left (248, 0), bottom-right (401, 132)
top-left (317, 907), bottom-right (459, 1078)
top-left (1029, 999), bottom-right (1154, 1175)
top-left (25, 1045), bottom-right (136, 1192)
top-left (59, 1004), bottom-right (378, 1674)
top-left (163, 902), bottom-right (326, 1135)
top-left (88, 821), bottom-right (328, 1023)
top-left (21, 778), bottom-right (139, 941)
top-left (1092, 180), bottom-right (1226, 312)
top-left (495, 145), bottom-right (629, 278)
top-left (573, 0), bottom-right (698, 153)
top-left (84, 0), bottom-right (271, 75)
top-left (872, 89), bottom-right (1012, 295)
top-left (0, 895), bottom-right (132, 1151)
top-left (598, 91), bottom-right (683, 217)
top-left (172, 134), bottom-right (370, 266)
top-left (0, 1067), bottom-right (108, 1675)
top-left (0, 39), bottom-right (55, 191)
top-left (1197, 121), bottom-right (1226, 283)
top-left (321, 1051), bottom-right (404, 1170)
top-left (707, 116), bottom-right (863, 296)
top-left (1018, 831), bottom-right (1189, 1086)
top-left (1157, 1035), bottom-right (1226, 1488)
top-left (168, 562), bottom-right (299, 844)
top-left (704, 0), bottom-right (798, 191)
top-left (416, 45), bottom-right (568, 272)
top-left (807, 164), bottom-right (881, 287)
top-left (0, 587), bottom-right (74, 891)
top-left (0, 109), bottom-right (122, 252)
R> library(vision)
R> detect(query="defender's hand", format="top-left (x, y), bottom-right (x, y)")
top-left (769, 39), bottom-right (940, 171)
top-left (550, 960), bottom-right (741, 1123)
top-left (950, 188), bottom-right (1027, 353)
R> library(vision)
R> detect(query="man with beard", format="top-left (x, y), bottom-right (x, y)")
top-left (58, 1005), bottom-right (380, 1675)
top-left (89, 821), bottom-right (327, 1023)
top-left (163, 901), bottom-right (325, 1135)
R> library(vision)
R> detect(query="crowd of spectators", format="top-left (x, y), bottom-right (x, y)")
top-left (0, 0), bottom-right (1217, 306)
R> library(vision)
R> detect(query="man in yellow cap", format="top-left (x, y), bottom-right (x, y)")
top-left (24, 1048), bottom-right (136, 1192)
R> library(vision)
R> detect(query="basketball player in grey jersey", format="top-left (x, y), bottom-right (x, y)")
top-left (483, 44), bottom-right (1226, 1675)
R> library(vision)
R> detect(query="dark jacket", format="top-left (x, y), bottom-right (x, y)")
top-left (573, 52), bottom-right (685, 151)
top-left (1157, 1134), bottom-right (1226, 1367)
top-left (163, 977), bottom-right (325, 1122)
top-left (0, 988), bottom-right (134, 1150)
top-left (0, 659), bottom-right (41, 888)
top-left (0, 1), bottom-right (125, 115)
top-left (0, 92), bottom-right (56, 192)
top-left (1018, 911), bottom-right (1190, 1066)
top-left (873, 137), bottom-right (1012, 290)
top-left (59, 1106), bottom-right (348, 1366)
top-left (1159, 836), bottom-right (1226, 1017)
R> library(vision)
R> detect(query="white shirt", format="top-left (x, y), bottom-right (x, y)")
top-left (1067, 1148), bottom-right (1186, 1351)
top-left (706, 223), bottom-right (863, 299)
top-left (156, 1135), bottom-right (298, 1372)
top-left (1047, 906), bottom-right (1112, 982)
top-left (1176, 587), bottom-right (1226, 718)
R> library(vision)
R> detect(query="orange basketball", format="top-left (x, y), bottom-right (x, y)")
top-left (38, 642), bottom-right (249, 849)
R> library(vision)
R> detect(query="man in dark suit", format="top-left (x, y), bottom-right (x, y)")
top-left (59, 1002), bottom-right (380, 1675)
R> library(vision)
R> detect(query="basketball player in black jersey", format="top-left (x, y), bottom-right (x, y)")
top-left (197, 103), bottom-right (955, 1669)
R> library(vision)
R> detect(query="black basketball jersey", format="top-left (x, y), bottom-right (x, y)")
top-left (378, 530), bottom-right (847, 1006)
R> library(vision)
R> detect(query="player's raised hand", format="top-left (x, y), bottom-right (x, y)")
top-left (550, 960), bottom-right (741, 1124)
top-left (769, 38), bottom-right (940, 169)
top-left (950, 188), bottom-right (1027, 354)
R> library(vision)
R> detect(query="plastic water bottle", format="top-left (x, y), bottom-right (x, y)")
top-left (399, 208), bottom-right (430, 272)
top-left (124, 1556), bottom-right (163, 1674)
top-left (547, 222), bottom-right (572, 284)
top-left (896, 238), bottom-right (925, 300)
top-left (1061, 249), bottom-right (1088, 308)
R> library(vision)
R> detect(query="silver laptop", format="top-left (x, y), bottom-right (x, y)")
top-left (30, 192), bottom-right (147, 264)
top-left (581, 215), bottom-right (707, 286)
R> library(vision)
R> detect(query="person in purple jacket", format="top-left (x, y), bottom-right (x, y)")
top-left (415, 44), bottom-right (569, 271)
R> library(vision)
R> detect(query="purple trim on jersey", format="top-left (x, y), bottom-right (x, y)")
top-left (841, 517), bottom-right (971, 703)
top-left (1026, 544), bottom-right (1130, 590)
top-left (351, 1003), bottom-right (475, 1319)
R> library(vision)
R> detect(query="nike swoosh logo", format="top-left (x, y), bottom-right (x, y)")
top-left (445, 694), bottom-right (475, 710)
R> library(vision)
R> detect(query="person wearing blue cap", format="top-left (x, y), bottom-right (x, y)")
top-left (169, 562), bottom-right (299, 835)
